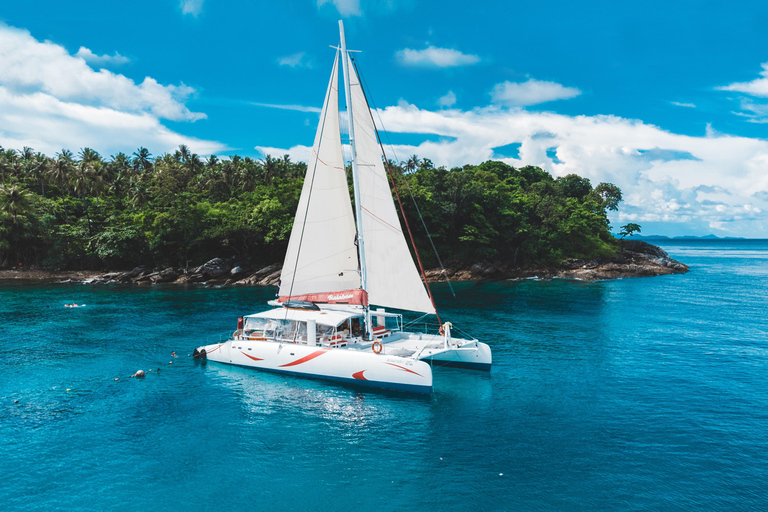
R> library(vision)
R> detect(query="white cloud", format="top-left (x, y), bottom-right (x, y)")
top-left (717, 62), bottom-right (768, 123)
top-left (0, 89), bottom-right (225, 157)
top-left (0, 24), bottom-right (204, 122)
top-left (437, 90), bottom-right (456, 108)
top-left (75, 47), bottom-right (130, 66)
top-left (490, 79), bottom-right (581, 107)
top-left (250, 102), bottom-right (321, 113)
top-left (0, 23), bottom-right (224, 156)
top-left (264, 102), bottom-right (768, 237)
top-left (317, 0), bottom-right (361, 17)
top-left (718, 62), bottom-right (768, 97)
top-left (181, 0), bottom-right (205, 17)
top-left (278, 52), bottom-right (312, 69)
top-left (256, 145), bottom-right (312, 162)
top-left (395, 46), bottom-right (480, 68)
top-left (671, 101), bottom-right (696, 108)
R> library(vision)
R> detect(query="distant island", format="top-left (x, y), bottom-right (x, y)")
top-left (626, 234), bottom-right (747, 240)
top-left (0, 144), bottom-right (687, 283)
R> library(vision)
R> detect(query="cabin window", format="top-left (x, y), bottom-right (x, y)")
top-left (243, 317), bottom-right (277, 339)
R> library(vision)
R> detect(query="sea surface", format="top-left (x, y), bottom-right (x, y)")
top-left (2, 239), bottom-right (767, 511)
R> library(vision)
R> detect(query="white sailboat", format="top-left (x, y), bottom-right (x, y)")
top-left (193, 22), bottom-right (492, 394)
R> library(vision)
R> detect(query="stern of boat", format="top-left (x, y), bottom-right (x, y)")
top-left (419, 339), bottom-right (492, 371)
top-left (193, 341), bottom-right (228, 362)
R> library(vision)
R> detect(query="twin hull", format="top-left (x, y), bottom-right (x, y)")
top-left (198, 339), bottom-right (433, 394)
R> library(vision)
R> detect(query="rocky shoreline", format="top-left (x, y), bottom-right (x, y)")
top-left (426, 240), bottom-right (689, 282)
top-left (0, 240), bottom-right (687, 286)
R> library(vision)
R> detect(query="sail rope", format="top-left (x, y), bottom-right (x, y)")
top-left (351, 57), bottom-right (456, 299)
top-left (350, 56), bottom-right (444, 326)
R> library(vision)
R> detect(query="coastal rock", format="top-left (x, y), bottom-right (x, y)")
top-left (149, 268), bottom-right (179, 283)
top-left (424, 240), bottom-right (689, 283)
top-left (120, 266), bottom-right (149, 282)
top-left (234, 264), bottom-right (282, 285)
top-left (189, 257), bottom-right (232, 282)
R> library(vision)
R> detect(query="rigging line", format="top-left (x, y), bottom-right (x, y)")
top-left (350, 56), bottom-right (443, 325)
top-left (285, 50), bottom-right (339, 306)
top-left (352, 57), bottom-right (456, 299)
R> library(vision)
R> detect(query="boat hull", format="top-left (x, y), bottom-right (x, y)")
top-left (194, 339), bottom-right (433, 395)
top-left (420, 341), bottom-right (493, 371)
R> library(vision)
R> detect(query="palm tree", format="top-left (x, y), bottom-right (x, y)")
top-left (0, 184), bottom-right (35, 225)
top-left (178, 144), bottom-right (191, 163)
top-left (73, 148), bottom-right (102, 233)
top-left (49, 150), bottom-right (74, 195)
top-left (0, 184), bottom-right (36, 267)
top-left (133, 147), bottom-right (153, 174)
top-left (240, 158), bottom-right (259, 192)
top-left (404, 154), bottom-right (420, 174)
top-left (261, 154), bottom-right (277, 185)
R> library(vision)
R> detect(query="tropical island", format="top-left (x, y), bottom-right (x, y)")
top-left (0, 145), bottom-right (687, 283)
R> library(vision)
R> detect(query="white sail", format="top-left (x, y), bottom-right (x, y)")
top-left (346, 55), bottom-right (436, 314)
top-left (279, 52), bottom-right (361, 298)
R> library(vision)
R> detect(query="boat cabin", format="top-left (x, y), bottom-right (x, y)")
top-left (238, 307), bottom-right (402, 347)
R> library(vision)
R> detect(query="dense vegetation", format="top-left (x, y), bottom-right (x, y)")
top-left (0, 145), bottom-right (623, 271)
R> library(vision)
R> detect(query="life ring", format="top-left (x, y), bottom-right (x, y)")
top-left (371, 341), bottom-right (383, 354)
top-left (439, 326), bottom-right (445, 336)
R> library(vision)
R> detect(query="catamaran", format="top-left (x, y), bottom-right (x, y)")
top-left (193, 21), bottom-right (492, 394)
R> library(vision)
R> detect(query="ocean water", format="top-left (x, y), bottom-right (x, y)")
top-left (2, 240), bottom-right (767, 511)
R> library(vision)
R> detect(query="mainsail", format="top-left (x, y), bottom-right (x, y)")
top-left (278, 51), bottom-right (360, 298)
top-left (346, 55), bottom-right (436, 315)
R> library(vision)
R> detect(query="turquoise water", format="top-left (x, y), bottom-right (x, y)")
top-left (2, 240), bottom-right (767, 511)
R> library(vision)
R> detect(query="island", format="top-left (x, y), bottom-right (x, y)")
top-left (0, 145), bottom-right (687, 283)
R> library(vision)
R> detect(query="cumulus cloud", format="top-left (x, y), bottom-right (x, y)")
top-left (0, 23), bottom-right (224, 156)
top-left (437, 90), bottom-right (456, 108)
top-left (317, 0), bottom-right (361, 17)
top-left (491, 79), bottom-right (581, 107)
top-left (395, 46), bottom-right (480, 68)
top-left (265, 102), bottom-right (768, 236)
top-left (75, 47), bottom-right (130, 66)
top-left (181, 0), bottom-right (205, 17)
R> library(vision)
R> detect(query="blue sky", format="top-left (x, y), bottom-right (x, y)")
top-left (2, 0), bottom-right (768, 237)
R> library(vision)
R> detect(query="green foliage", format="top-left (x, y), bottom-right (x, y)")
top-left (619, 223), bottom-right (642, 239)
top-left (0, 145), bottom-right (623, 270)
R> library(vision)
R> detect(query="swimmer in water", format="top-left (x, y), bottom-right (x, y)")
top-left (171, 351), bottom-right (177, 358)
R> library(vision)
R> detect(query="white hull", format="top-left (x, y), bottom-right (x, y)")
top-left (195, 338), bottom-right (433, 394)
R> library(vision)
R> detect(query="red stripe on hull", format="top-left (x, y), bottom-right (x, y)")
top-left (241, 351), bottom-right (264, 361)
top-left (279, 349), bottom-right (329, 368)
top-left (352, 370), bottom-right (367, 380)
top-left (385, 362), bottom-right (423, 377)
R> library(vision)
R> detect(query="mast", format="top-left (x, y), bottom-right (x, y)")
top-left (339, 20), bottom-right (372, 339)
